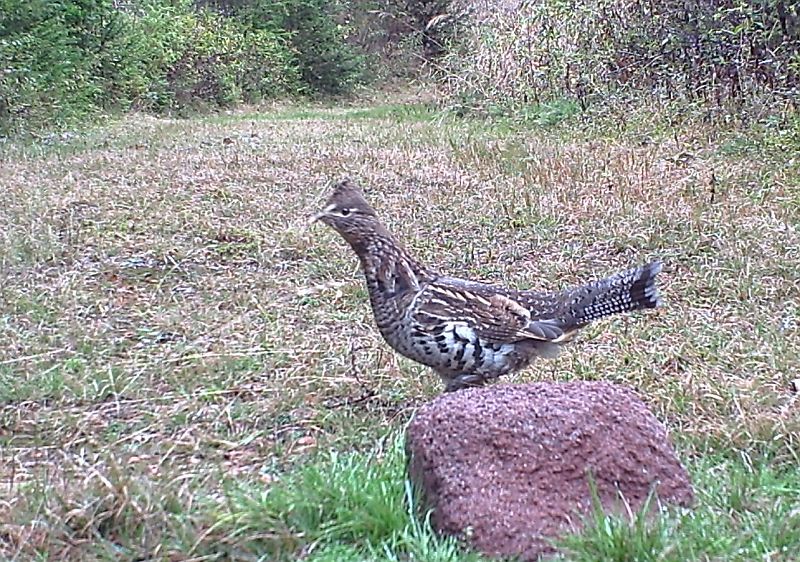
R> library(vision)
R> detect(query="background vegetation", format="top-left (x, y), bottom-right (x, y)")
top-left (3, 0), bottom-right (798, 136)
top-left (439, 0), bottom-right (799, 119)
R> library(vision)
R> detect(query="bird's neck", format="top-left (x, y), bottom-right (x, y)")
top-left (347, 226), bottom-right (433, 297)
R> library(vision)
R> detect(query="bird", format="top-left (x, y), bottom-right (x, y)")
top-left (311, 179), bottom-right (662, 392)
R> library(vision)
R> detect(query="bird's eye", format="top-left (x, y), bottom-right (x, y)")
top-left (340, 208), bottom-right (351, 216)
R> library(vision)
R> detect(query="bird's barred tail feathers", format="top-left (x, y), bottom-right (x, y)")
top-left (571, 261), bottom-right (663, 325)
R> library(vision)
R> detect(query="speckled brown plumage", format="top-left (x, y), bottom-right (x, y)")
top-left (313, 179), bottom-right (662, 391)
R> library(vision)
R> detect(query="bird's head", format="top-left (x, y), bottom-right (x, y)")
top-left (311, 179), bottom-right (380, 243)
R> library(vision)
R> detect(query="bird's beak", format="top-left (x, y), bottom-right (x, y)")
top-left (308, 204), bottom-right (335, 226)
top-left (300, 211), bottom-right (324, 235)
top-left (308, 210), bottom-right (329, 228)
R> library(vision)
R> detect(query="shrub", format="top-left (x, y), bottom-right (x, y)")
top-left (236, 0), bottom-right (365, 96)
top-left (97, 0), bottom-right (197, 111)
top-left (345, 0), bottom-right (457, 81)
top-left (439, 0), bottom-right (800, 114)
top-left (91, 1), bottom-right (301, 113)
top-left (0, 0), bottom-right (340, 134)
top-left (0, 0), bottom-right (120, 133)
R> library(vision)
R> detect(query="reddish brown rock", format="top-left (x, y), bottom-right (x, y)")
top-left (406, 382), bottom-right (693, 560)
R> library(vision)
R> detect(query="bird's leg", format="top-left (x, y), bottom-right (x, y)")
top-left (443, 373), bottom-right (487, 392)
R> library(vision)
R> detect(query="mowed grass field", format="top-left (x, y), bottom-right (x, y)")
top-left (1, 102), bottom-right (798, 561)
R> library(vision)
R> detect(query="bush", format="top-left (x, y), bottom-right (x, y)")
top-left (118, 3), bottom-right (300, 112)
top-left (236, 0), bottom-right (365, 96)
top-left (0, 0), bottom-right (121, 133)
top-left (344, 0), bottom-right (457, 81)
top-left (0, 0), bottom-right (362, 135)
top-left (96, 0), bottom-right (196, 111)
top-left (439, 0), bottom-right (800, 114)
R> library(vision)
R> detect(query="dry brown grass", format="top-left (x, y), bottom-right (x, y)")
top-left (0, 103), bottom-right (798, 559)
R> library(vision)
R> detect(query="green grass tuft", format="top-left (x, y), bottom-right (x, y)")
top-left (559, 452), bottom-right (800, 561)
top-left (209, 434), bottom-right (488, 561)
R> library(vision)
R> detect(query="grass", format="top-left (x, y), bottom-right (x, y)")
top-left (557, 450), bottom-right (800, 562)
top-left (0, 97), bottom-right (798, 560)
top-left (209, 434), bottom-right (488, 561)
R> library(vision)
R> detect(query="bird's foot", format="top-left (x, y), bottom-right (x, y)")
top-left (444, 373), bottom-right (487, 392)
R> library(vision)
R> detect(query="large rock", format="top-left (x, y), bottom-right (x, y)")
top-left (405, 382), bottom-right (693, 560)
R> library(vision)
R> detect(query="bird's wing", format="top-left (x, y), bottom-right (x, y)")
top-left (412, 282), bottom-right (570, 344)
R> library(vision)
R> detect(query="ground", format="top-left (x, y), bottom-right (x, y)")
top-left (0, 99), bottom-right (798, 560)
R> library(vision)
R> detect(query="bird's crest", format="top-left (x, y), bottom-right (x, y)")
top-left (326, 179), bottom-right (376, 215)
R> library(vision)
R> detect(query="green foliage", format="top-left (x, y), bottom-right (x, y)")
top-left (101, 0), bottom-right (198, 111)
top-left (214, 434), bottom-right (488, 561)
top-left (237, 0), bottom-right (365, 95)
top-left (223, 437), bottom-right (408, 553)
top-left (474, 99), bottom-right (581, 128)
top-left (0, 0), bottom-right (119, 132)
top-left (143, 6), bottom-right (299, 111)
top-left (98, 1), bottom-right (301, 112)
top-left (558, 487), bottom-right (670, 562)
top-left (558, 452), bottom-right (800, 561)
top-left (0, 0), bottom-right (366, 135)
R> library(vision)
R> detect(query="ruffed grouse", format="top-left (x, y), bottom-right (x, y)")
top-left (312, 180), bottom-right (662, 392)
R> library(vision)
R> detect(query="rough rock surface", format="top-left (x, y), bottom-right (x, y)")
top-left (405, 382), bottom-right (693, 560)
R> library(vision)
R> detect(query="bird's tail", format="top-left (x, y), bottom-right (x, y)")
top-left (567, 261), bottom-right (662, 325)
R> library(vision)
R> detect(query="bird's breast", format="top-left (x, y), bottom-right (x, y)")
top-left (393, 318), bottom-right (515, 377)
